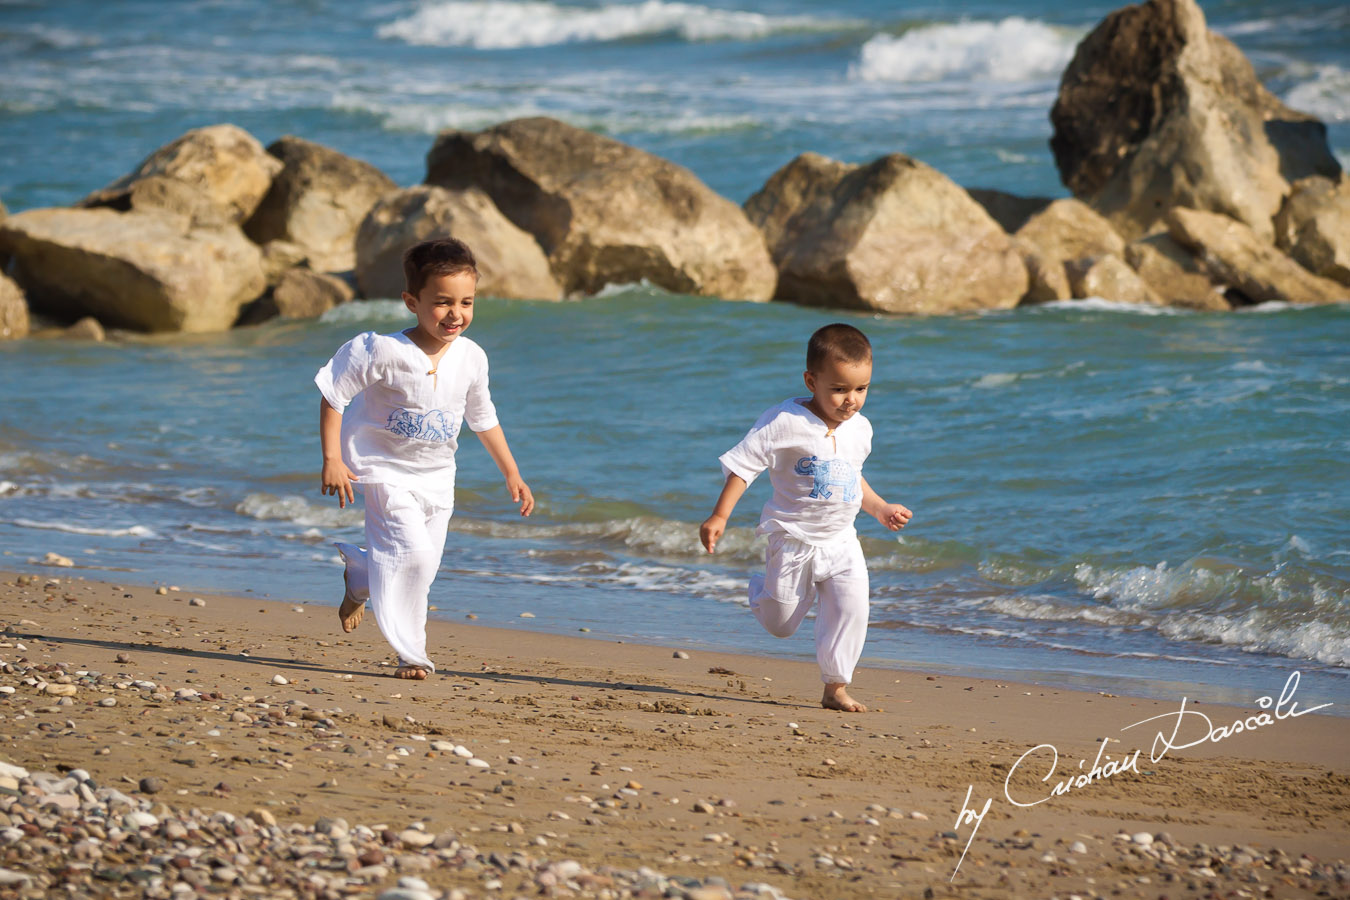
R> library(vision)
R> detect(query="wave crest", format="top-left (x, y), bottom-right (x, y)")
top-left (851, 17), bottom-right (1080, 84)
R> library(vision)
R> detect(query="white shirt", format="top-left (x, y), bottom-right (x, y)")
top-left (719, 397), bottom-right (872, 545)
top-left (315, 331), bottom-right (498, 505)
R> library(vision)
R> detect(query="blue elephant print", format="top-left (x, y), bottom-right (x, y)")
top-left (794, 455), bottom-right (859, 501)
top-left (385, 408), bottom-right (454, 442)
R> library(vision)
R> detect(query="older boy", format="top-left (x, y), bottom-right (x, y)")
top-left (316, 238), bottom-right (533, 680)
top-left (700, 324), bottom-right (911, 712)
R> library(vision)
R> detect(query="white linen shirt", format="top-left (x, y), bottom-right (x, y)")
top-left (719, 397), bottom-right (872, 545)
top-left (314, 331), bottom-right (498, 506)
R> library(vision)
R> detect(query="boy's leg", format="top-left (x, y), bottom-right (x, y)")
top-left (335, 542), bottom-right (369, 632)
top-left (363, 485), bottom-right (452, 676)
top-left (749, 535), bottom-right (816, 639)
top-left (813, 538), bottom-right (870, 712)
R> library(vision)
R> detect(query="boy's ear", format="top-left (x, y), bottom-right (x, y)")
top-left (401, 291), bottom-right (417, 313)
top-left (803, 370), bottom-right (815, 392)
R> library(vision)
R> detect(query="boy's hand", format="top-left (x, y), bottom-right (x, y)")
top-left (876, 502), bottom-right (912, 532)
top-left (700, 515), bottom-right (727, 553)
top-left (507, 476), bottom-right (534, 517)
top-left (321, 459), bottom-right (359, 508)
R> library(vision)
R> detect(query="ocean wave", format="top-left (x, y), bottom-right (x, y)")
top-left (376, 1), bottom-right (850, 50)
top-left (11, 518), bottom-right (154, 538)
top-left (0, 23), bottom-right (100, 52)
top-left (1034, 298), bottom-right (1186, 316)
top-left (1283, 64), bottom-right (1350, 122)
top-left (319, 300), bottom-right (413, 325)
top-left (235, 493), bottom-right (364, 529)
top-left (850, 17), bottom-right (1081, 84)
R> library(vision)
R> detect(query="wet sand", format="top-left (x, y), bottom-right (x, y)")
top-left (1, 569), bottom-right (1346, 899)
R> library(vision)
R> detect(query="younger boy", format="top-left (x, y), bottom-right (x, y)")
top-left (316, 238), bottom-right (533, 680)
top-left (700, 324), bottom-right (911, 712)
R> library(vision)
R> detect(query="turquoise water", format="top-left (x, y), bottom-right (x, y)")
top-left (2, 294), bottom-right (1347, 710)
top-left (0, 0), bottom-right (1348, 709)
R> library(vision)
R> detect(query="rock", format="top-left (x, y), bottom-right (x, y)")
top-left (64, 317), bottom-right (106, 341)
top-left (272, 675), bottom-right (289, 685)
top-left (425, 117), bottom-right (775, 300)
top-left (1168, 207), bottom-right (1347, 305)
top-left (1125, 232), bottom-right (1230, 310)
top-left (42, 552), bottom-right (74, 567)
top-left (82, 124), bottom-right (282, 225)
top-left (1050, 0), bottom-right (1341, 241)
top-left (0, 273), bottom-right (29, 340)
top-left (1013, 199), bottom-right (1125, 303)
top-left (1132, 831), bottom-right (1155, 845)
top-left (967, 188), bottom-right (1052, 234)
top-left (237, 267), bottom-right (354, 325)
top-left (259, 239), bottom-right (310, 286)
top-left (0, 207), bottom-right (265, 333)
top-left (355, 185), bottom-right (561, 301)
top-left (745, 152), bottom-right (1027, 314)
top-left (84, 175), bottom-right (229, 228)
top-left (1274, 175), bottom-right (1350, 285)
top-left (1066, 253), bottom-right (1164, 305)
top-left (397, 828), bottom-right (436, 848)
top-left (244, 136), bottom-right (397, 273)
top-left (139, 776), bottom-right (165, 794)
top-left (247, 808), bottom-right (277, 827)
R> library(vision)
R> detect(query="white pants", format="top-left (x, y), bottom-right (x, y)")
top-left (336, 483), bottom-right (453, 673)
top-left (750, 533), bottom-right (869, 684)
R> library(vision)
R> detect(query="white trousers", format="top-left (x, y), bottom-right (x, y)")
top-left (335, 483), bottom-right (452, 673)
top-left (749, 533), bottom-right (869, 684)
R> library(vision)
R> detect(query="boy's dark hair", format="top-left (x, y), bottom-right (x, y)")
top-left (402, 238), bottom-right (479, 296)
top-left (807, 323), bottom-right (872, 371)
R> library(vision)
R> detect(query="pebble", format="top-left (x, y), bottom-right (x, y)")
top-left (673, 650), bottom-right (690, 659)
top-left (272, 675), bottom-right (289, 685)
top-left (1132, 831), bottom-right (1155, 846)
top-left (1070, 840), bottom-right (1088, 854)
top-left (189, 597), bottom-right (206, 607)
top-left (139, 777), bottom-right (165, 794)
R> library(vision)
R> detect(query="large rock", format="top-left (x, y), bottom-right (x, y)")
top-left (1168, 207), bottom-right (1346, 305)
top-left (0, 207), bottom-right (266, 332)
top-left (237, 268), bottom-right (354, 325)
top-left (745, 152), bottom-right (1027, 314)
top-left (82, 124), bottom-right (282, 225)
top-left (356, 185), bottom-right (562, 301)
top-left (0, 272), bottom-right (28, 340)
top-left (425, 117), bottom-right (775, 300)
top-left (244, 136), bottom-right (398, 273)
top-left (1274, 176), bottom-right (1350, 286)
top-left (1066, 253), bottom-right (1164, 305)
top-left (1051, 0), bottom-right (1341, 241)
top-left (1014, 199), bottom-right (1126, 302)
top-left (1125, 233), bottom-right (1229, 310)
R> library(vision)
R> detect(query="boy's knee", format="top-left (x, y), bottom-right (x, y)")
top-left (751, 596), bottom-right (800, 638)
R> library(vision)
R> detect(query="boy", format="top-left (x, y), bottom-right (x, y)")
top-left (700, 324), bottom-right (911, 712)
top-left (316, 238), bottom-right (533, 680)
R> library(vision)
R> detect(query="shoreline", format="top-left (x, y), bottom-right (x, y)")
top-left (2, 570), bottom-right (1347, 898)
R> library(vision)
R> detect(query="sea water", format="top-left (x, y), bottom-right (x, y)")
top-left (0, 0), bottom-right (1347, 710)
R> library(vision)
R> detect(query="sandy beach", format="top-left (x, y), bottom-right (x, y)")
top-left (0, 569), bottom-right (1346, 899)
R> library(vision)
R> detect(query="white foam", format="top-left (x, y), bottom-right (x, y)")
top-left (319, 299), bottom-right (412, 324)
top-left (377, 0), bottom-right (842, 50)
top-left (1283, 64), bottom-right (1350, 122)
top-left (12, 519), bottom-right (154, 538)
top-left (235, 493), bottom-right (364, 529)
top-left (973, 372), bottom-right (1017, 389)
top-left (851, 18), bottom-right (1081, 84)
top-left (1037, 298), bottom-right (1185, 316)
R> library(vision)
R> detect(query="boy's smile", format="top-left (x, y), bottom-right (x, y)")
top-left (403, 270), bottom-right (476, 353)
top-left (803, 357), bottom-right (871, 430)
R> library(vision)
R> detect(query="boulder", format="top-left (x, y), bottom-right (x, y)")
top-left (237, 268), bottom-right (354, 325)
top-left (745, 152), bottom-right (1027, 314)
top-left (1274, 176), bottom-right (1350, 286)
top-left (82, 124), bottom-right (282, 225)
top-left (967, 189), bottom-right (1052, 234)
top-left (1066, 253), bottom-right (1164, 305)
top-left (1125, 233), bottom-right (1229, 310)
top-left (1013, 199), bottom-right (1126, 302)
top-left (64, 316), bottom-right (106, 341)
top-left (259, 239), bottom-right (310, 286)
top-left (0, 207), bottom-right (266, 333)
top-left (0, 272), bottom-right (28, 340)
top-left (355, 185), bottom-right (562, 301)
top-left (425, 117), bottom-right (775, 300)
top-left (1168, 207), bottom-right (1347, 305)
top-left (244, 136), bottom-right (398, 273)
top-left (1050, 0), bottom-right (1341, 241)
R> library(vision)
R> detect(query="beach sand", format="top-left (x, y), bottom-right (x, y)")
top-left (1, 569), bottom-right (1346, 899)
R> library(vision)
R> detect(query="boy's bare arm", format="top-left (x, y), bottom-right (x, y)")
top-left (319, 398), bottom-right (359, 508)
top-left (700, 474), bottom-right (748, 553)
top-left (475, 425), bottom-right (534, 516)
top-left (860, 475), bottom-right (912, 532)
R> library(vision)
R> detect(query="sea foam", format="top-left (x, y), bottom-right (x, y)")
top-left (851, 17), bottom-right (1081, 84)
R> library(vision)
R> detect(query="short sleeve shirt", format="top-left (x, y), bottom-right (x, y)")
top-left (314, 331), bottom-right (498, 505)
top-left (719, 398), bottom-right (872, 545)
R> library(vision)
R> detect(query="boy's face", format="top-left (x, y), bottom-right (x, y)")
top-left (804, 356), bottom-right (872, 429)
top-left (402, 270), bottom-right (476, 348)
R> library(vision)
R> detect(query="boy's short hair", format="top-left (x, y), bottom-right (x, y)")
top-left (807, 323), bottom-right (872, 371)
top-left (402, 238), bottom-right (479, 296)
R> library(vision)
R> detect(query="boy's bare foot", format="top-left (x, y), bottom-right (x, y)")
top-left (338, 572), bottom-right (364, 633)
top-left (822, 683), bottom-right (867, 712)
top-left (395, 665), bottom-right (428, 680)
